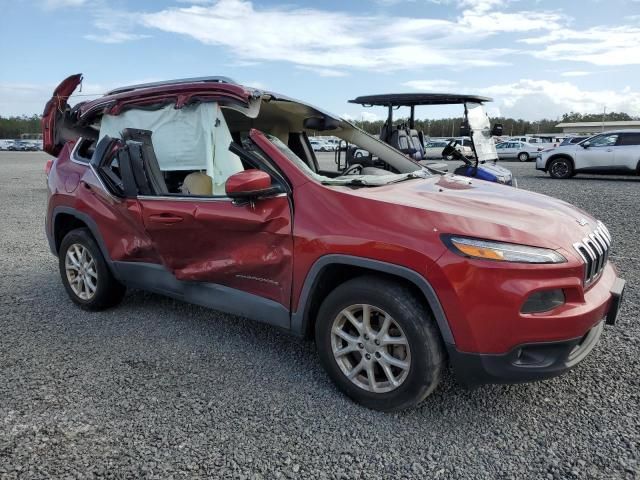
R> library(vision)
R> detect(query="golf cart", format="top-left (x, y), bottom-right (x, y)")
top-left (347, 93), bottom-right (516, 187)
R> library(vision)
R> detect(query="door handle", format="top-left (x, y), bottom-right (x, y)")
top-left (148, 213), bottom-right (184, 224)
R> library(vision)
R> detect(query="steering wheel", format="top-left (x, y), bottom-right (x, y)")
top-left (341, 163), bottom-right (364, 176)
top-left (442, 140), bottom-right (469, 163)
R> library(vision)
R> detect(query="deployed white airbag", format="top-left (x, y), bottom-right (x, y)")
top-left (99, 102), bottom-right (243, 195)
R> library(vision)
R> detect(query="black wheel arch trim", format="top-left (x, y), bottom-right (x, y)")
top-left (291, 254), bottom-right (455, 346)
top-left (49, 206), bottom-right (115, 267)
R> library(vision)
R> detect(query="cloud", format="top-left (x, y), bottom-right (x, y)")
top-left (0, 81), bottom-right (109, 117)
top-left (242, 80), bottom-right (268, 90)
top-left (84, 32), bottom-right (150, 44)
top-left (342, 111), bottom-right (381, 122)
top-left (84, 7), bottom-right (150, 44)
top-left (140, 0), bottom-right (564, 72)
top-left (42, 0), bottom-right (86, 8)
top-left (403, 80), bottom-right (458, 91)
top-left (521, 25), bottom-right (640, 66)
top-left (296, 66), bottom-right (348, 78)
top-left (560, 71), bottom-right (591, 77)
top-left (402, 78), bottom-right (640, 119)
top-left (478, 79), bottom-right (640, 119)
top-left (459, 0), bottom-right (505, 14)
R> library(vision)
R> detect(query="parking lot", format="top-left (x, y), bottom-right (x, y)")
top-left (0, 152), bottom-right (638, 479)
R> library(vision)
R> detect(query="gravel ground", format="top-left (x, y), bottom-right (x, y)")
top-left (0, 152), bottom-right (638, 479)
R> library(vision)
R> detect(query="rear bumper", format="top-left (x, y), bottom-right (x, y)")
top-left (449, 320), bottom-right (604, 386)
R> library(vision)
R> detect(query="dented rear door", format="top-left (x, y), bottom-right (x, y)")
top-left (138, 195), bottom-right (293, 309)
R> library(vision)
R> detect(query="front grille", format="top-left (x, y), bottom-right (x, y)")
top-left (573, 222), bottom-right (611, 286)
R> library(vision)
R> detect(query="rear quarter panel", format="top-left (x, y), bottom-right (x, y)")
top-left (48, 142), bottom-right (159, 263)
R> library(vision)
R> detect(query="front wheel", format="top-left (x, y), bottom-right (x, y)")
top-left (315, 276), bottom-right (445, 411)
top-left (518, 152), bottom-right (530, 162)
top-left (59, 228), bottom-right (126, 311)
top-left (548, 157), bottom-right (573, 179)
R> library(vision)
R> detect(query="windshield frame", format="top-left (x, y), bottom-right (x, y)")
top-left (262, 133), bottom-right (430, 187)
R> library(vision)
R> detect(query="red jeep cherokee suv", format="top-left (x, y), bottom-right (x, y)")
top-left (43, 74), bottom-right (625, 411)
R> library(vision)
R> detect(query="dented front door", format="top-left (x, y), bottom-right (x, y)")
top-left (138, 196), bottom-right (293, 308)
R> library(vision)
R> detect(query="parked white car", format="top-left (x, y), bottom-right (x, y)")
top-left (495, 140), bottom-right (543, 162)
top-left (423, 140), bottom-right (449, 159)
top-left (424, 138), bottom-right (472, 160)
top-left (0, 139), bottom-right (16, 151)
top-left (510, 136), bottom-right (550, 145)
top-left (536, 130), bottom-right (640, 179)
top-left (452, 138), bottom-right (474, 159)
top-left (309, 139), bottom-right (334, 152)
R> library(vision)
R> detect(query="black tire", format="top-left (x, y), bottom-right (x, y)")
top-left (58, 228), bottom-right (126, 311)
top-left (518, 152), bottom-right (529, 162)
top-left (548, 157), bottom-right (573, 179)
top-left (315, 276), bottom-right (445, 411)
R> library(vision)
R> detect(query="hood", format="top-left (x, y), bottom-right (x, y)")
top-left (349, 174), bottom-right (596, 251)
top-left (542, 144), bottom-right (579, 156)
top-left (478, 162), bottom-right (512, 179)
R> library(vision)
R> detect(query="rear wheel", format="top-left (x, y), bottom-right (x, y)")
top-left (548, 157), bottom-right (573, 179)
top-left (315, 276), bottom-right (445, 411)
top-left (518, 152), bottom-right (530, 162)
top-left (59, 228), bottom-right (126, 310)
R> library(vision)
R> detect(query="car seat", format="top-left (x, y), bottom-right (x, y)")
top-left (389, 127), bottom-right (411, 152)
top-left (379, 121), bottom-right (391, 143)
top-left (121, 128), bottom-right (168, 195)
top-left (408, 129), bottom-right (425, 160)
top-left (181, 172), bottom-right (213, 195)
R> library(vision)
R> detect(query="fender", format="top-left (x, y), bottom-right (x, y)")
top-left (291, 254), bottom-right (455, 346)
top-left (49, 206), bottom-right (115, 267)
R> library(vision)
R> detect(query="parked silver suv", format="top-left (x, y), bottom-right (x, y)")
top-left (536, 130), bottom-right (640, 179)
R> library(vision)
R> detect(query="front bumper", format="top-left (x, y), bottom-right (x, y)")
top-left (449, 277), bottom-right (625, 386)
top-left (535, 155), bottom-right (546, 171)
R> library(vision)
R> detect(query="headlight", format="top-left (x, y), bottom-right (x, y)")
top-left (444, 236), bottom-right (566, 264)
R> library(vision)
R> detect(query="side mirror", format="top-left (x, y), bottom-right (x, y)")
top-left (459, 121), bottom-right (470, 137)
top-left (491, 124), bottom-right (504, 136)
top-left (581, 141), bottom-right (590, 148)
top-left (225, 169), bottom-right (279, 201)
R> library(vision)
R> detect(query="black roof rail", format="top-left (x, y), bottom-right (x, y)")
top-left (106, 76), bottom-right (239, 96)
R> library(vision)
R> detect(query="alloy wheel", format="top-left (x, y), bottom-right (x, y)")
top-left (331, 304), bottom-right (411, 393)
top-left (551, 160), bottom-right (569, 178)
top-left (65, 243), bottom-right (98, 300)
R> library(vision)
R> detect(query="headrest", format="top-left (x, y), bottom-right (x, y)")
top-left (181, 172), bottom-right (213, 196)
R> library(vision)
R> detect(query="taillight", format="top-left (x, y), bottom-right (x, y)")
top-left (45, 158), bottom-right (53, 176)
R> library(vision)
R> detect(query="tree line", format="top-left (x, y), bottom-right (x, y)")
top-left (1, 111), bottom-right (637, 139)
top-left (0, 115), bottom-right (42, 139)
top-left (353, 111), bottom-right (638, 137)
